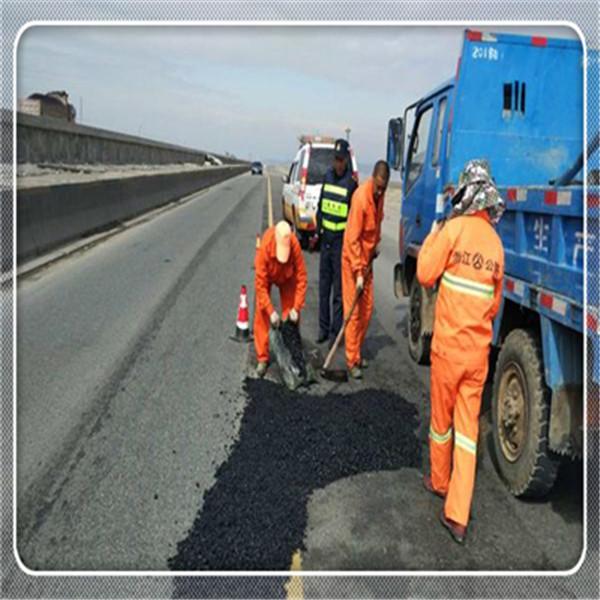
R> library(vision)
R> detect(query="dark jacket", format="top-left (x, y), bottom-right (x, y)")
top-left (316, 165), bottom-right (358, 240)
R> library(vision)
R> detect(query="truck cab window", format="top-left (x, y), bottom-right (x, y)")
top-left (432, 98), bottom-right (447, 167)
top-left (406, 106), bottom-right (433, 192)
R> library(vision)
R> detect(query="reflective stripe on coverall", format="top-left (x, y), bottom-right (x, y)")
top-left (417, 211), bottom-right (504, 527)
top-left (341, 178), bottom-right (384, 368)
top-left (254, 226), bottom-right (308, 363)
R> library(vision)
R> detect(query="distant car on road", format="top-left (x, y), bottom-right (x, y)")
top-left (282, 136), bottom-right (358, 248)
top-left (250, 161), bottom-right (264, 175)
top-left (206, 154), bottom-right (224, 166)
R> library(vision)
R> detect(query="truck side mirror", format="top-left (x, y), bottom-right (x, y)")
top-left (387, 117), bottom-right (404, 171)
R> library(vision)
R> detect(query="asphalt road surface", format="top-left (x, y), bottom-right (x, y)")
top-left (13, 170), bottom-right (587, 597)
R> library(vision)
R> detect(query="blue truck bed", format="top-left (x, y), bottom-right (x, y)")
top-left (450, 32), bottom-right (584, 325)
top-left (399, 30), bottom-right (586, 335)
top-left (497, 185), bottom-right (584, 327)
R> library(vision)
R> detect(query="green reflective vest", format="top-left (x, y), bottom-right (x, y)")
top-left (321, 181), bottom-right (351, 233)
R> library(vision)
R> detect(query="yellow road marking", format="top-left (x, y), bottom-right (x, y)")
top-left (266, 169), bottom-right (273, 227)
top-left (284, 549), bottom-right (304, 600)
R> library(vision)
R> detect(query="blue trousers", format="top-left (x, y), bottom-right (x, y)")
top-left (318, 234), bottom-right (343, 339)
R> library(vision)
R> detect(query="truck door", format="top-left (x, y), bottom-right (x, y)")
top-left (403, 97), bottom-right (450, 238)
top-left (431, 96), bottom-right (448, 219)
top-left (401, 95), bottom-right (448, 365)
top-left (403, 103), bottom-right (435, 238)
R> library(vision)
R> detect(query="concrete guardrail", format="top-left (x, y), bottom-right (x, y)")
top-left (17, 165), bottom-right (249, 263)
top-left (2, 108), bottom-right (250, 265)
top-left (12, 110), bottom-right (241, 166)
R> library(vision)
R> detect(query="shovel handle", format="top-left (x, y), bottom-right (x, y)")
top-left (322, 261), bottom-right (373, 371)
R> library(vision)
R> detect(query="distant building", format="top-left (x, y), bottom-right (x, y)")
top-left (18, 90), bottom-right (76, 122)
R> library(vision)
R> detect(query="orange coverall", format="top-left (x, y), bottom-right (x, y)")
top-left (341, 178), bottom-right (385, 368)
top-left (417, 212), bottom-right (504, 527)
top-left (254, 226), bottom-right (307, 363)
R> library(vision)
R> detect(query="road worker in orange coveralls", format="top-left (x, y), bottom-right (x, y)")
top-left (341, 160), bottom-right (390, 379)
top-left (417, 159), bottom-right (505, 544)
top-left (254, 220), bottom-right (307, 378)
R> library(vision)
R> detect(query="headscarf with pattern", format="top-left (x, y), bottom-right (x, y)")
top-left (450, 159), bottom-right (505, 224)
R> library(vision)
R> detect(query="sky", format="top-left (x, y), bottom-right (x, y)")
top-left (16, 25), bottom-right (578, 172)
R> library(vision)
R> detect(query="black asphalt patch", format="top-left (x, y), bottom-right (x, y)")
top-left (169, 378), bottom-right (422, 572)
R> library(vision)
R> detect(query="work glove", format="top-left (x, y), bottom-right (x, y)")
top-left (289, 308), bottom-right (299, 323)
top-left (270, 311), bottom-right (281, 328)
top-left (356, 274), bottom-right (364, 292)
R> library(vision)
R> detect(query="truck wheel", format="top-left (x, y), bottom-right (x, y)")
top-left (407, 278), bottom-right (431, 365)
top-left (492, 329), bottom-right (559, 498)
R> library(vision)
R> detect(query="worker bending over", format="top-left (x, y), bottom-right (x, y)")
top-left (341, 160), bottom-right (389, 379)
top-left (417, 159), bottom-right (505, 544)
top-left (254, 220), bottom-right (307, 378)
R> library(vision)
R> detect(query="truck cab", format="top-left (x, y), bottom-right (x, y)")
top-left (387, 29), bottom-right (592, 498)
top-left (388, 80), bottom-right (454, 362)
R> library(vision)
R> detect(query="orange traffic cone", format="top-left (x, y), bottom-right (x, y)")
top-left (231, 284), bottom-right (251, 342)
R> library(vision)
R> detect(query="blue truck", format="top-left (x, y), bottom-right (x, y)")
top-left (387, 29), bottom-right (598, 497)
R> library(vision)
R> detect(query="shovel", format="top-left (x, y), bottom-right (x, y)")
top-left (320, 262), bottom-right (373, 382)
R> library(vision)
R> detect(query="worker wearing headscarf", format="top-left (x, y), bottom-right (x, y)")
top-left (417, 159), bottom-right (505, 544)
top-left (341, 160), bottom-right (389, 379)
top-left (254, 220), bottom-right (308, 377)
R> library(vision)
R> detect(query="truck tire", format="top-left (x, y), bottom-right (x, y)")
top-left (491, 328), bottom-right (560, 497)
top-left (408, 278), bottom-right (432, 365)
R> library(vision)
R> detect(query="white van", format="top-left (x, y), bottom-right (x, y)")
top-left (282, 136), bottom-right (358, 248)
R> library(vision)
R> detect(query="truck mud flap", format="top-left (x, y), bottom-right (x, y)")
top-left (394, 262), bottom-right (409, 298)
top-left (549, 384), bottom-right (583, 457)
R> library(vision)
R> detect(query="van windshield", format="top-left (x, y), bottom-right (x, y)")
top-left (307, 147), bottom-right (335, 184)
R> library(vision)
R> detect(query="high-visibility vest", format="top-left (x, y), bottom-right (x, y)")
top-left (320, 171), bottom-right (354, 233)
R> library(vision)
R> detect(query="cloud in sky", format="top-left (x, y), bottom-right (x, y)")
top-left (16, 25), bottom-right (577, 170)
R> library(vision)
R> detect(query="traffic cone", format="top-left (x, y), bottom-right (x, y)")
top-left (231, 284), bottom-right (251, 342)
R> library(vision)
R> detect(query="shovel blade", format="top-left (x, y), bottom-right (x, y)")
top-left (319, 368), bottom-right (348, 383)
